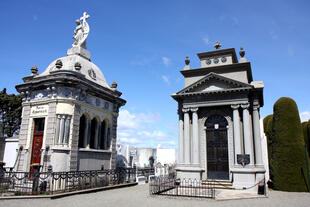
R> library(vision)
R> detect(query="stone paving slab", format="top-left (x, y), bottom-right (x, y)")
top-left (0, 184), bottom-right (309, 207)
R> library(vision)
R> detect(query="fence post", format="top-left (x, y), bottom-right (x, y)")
top-left (0, 161), bottom-right (5, 178)
top-left (31, 163), bottom-right (41, 194)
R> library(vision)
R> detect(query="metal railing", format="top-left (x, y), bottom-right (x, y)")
top-left (149, 176), bottom-right (215, 199)
top-left (0, 167), bottom-right (136, 196)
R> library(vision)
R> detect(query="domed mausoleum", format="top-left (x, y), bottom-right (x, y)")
top-left (15, 12), bottom-right (126, 172)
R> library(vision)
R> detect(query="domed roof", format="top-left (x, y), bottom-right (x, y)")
top-left (39, 53), bottom-right (110, 89)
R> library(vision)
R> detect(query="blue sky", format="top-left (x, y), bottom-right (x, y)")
top-left (1, 0), bottom-right (310, 148)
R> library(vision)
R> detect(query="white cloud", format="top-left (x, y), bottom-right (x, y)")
top-left (202, 36), bottom-right (210, 45)
top-left (232, 17), bottom-right (239, 25)
top-left (33, 15), bottom-right (38, 21)
top-left (117, 109), bottom-right (176, 148)
top-left (300, 111), bottom-right (310, 122)
top-left (162, 57), bottom-right (170, 66)
top-left (162, 75), bottom-right (169, 84)
top-left (130, 56), bottom-right (155, 66)
top-left (287, 45), bottom-right (295, 56)
top-left (270, 30), bottom-right (278, 40)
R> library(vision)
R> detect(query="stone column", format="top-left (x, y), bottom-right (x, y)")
top-left (55, 115), bottom-right (61, 145)
top-left (253, 104), bottom-right (263, 166)
top-left (191, 107), bottom-right (199, 164)
top-left (183, 108), bottom-right (190, 164)
top-left (242, 103), bottom-right (254, 165)
top-left (94, 122), bottom-right (99, 149)
top-left (83, 118), bottom-right (90, 148)
top-left (64, 116), bottom-right (71, 144)
top-left (58, 115), bottom-right (65, 144)
top-left (178, 111), bottom-right (184, 164)
top-left (231, 104), bottom-right (242, 165)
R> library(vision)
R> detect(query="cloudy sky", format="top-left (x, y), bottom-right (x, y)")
top-left (1, 0), bottom-right (310, 148)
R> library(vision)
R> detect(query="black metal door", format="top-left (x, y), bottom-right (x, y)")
top-left (206, 115), bottom-right (229, 180)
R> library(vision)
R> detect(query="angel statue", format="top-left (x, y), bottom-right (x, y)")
top-left (72, 12), bottom-right (90, 48)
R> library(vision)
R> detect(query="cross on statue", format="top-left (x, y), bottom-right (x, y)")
top-left (80, 12), bottom-right (90, 24)
top-left (214, 41), bottom-right (222, 50)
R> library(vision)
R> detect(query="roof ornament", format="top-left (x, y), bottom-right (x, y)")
top-left (239, 47), bottom-right (247, 63)
top-left (184, 56), bottom-right (191, 70)
top-left (214, 41), bottom-right (221, 50)
top-left (72, 12), bottom-right (90, 48)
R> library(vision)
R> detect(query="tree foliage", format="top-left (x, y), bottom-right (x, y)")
top-left (271, 97), bottom-right (308, 192)
top-left (0, 88), bottom-right (22, 137)
top-left (302, 121), bottom-right (310, 158)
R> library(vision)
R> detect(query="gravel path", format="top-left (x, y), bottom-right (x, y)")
top-left (1, 184), bottom-right (309, 207)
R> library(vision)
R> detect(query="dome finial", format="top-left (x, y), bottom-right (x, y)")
top-left (214, 41), bottom-right (221, 50)
top-left (31, 65), bottom-right (38, 75)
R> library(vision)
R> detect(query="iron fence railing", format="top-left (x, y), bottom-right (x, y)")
top-left (0, 167), bottom-right (136, 196)
top-left (149, 176), bottom-right (215, 199)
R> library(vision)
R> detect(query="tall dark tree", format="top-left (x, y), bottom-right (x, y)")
top-left (0, 88), bottom-right (22, 137)
top-left (271, 97), bottom-right (308, 192)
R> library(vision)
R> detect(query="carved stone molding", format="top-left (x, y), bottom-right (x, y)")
top-left (231, 104), bottom-right (240, 110)
top-left (182, 108), bottom-right (190, 113)
top-left (190, 107), bottom-right (198, 112)
top-left (253, 104), bottom-right (260, 111)
top-left (241, 103), bottom-right (250, 109)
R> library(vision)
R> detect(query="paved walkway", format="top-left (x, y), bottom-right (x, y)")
top-left (1, 184), bottom-right (309, 207)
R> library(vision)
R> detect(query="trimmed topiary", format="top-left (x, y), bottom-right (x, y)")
top-left (271, 97), bottom-right (308, 192)
top-left (263, 115), bottom-right (273, 162)
top-left (302, 121), bottom-right (310, 158)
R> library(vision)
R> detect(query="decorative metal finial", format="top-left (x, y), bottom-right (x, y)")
top-left (55, 59), bottom-right (63, 69)
top-left (185, 56), bottom-right (190, 65)
top-left (111, 81), bottom-right (118, 89)
top-left (214, 41), bottom-right (221, 50)
top-left (31, 65), bottom-right (38, 75)
top-left (239, 47), bottom-right (245, 57)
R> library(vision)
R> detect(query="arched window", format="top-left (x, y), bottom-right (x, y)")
top-left (100, 120), bottom-right (106, 149)
top-left (78, 114), bottom-right (86, 148)
top-left (90, 118), bottom-right (98, 149)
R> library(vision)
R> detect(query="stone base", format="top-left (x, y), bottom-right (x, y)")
top-left (231, 166), bottom-right (265, 192)
top-left (67, 46), bottom-right (91, 60)
top-left (176, 165), bottom-right (204, 180)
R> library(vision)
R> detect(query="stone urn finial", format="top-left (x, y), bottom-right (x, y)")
top-left (31, 65), bottom-right (38, 75)
top-left (111, 81), bottom-right (118, 89)
top-left (239, 47), bottom-right (245, 57)
top-left (239, 47), bottom-right (247, 63)
top-left (74, 62), bottom-right (81, 71)
top-left (185, 56), bottom-right (190, 65)
top-left (55, 59), bottom-right (63, 69)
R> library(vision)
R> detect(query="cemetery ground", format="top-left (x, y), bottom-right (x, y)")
top-left (0, 184), bottom-right (309, 207)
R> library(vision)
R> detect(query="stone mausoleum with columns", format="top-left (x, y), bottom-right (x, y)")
top-left (15, 13), bottom-right (126, 172)
top-left (172, 42), bottom-right (266, 190)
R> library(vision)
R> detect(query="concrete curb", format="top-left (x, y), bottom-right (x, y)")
top-left (0, 182), bottom-right (138, 200)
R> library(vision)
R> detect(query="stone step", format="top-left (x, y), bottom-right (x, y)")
top-left (201, 180), bottom-right (234, 190)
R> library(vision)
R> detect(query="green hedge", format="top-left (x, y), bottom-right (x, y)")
top-left (302, 121), bottom-right (310, 158)
top-left (271, 97), bottom-right (308, 192)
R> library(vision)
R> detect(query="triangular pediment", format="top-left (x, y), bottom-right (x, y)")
top-left (176, 72), bottom-right (253, 95)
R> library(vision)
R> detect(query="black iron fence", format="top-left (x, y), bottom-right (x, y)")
top-left (0, 167), bottom-right (136, 196)
top-left (149, 176), bottom-right (215, 199)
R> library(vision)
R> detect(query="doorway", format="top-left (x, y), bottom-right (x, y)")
top-left (206, 114), bottom-right (229, 180)
top-left (30, 118), bottom-right (45, 173)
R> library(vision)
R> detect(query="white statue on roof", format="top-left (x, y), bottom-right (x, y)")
top-left (72, 12), bottom-right (90, 48)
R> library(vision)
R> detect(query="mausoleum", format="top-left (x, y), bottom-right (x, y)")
top-left (15, 12), bottom-right (126, 172)
top-left (172, 42), bottom-right (267, 190)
